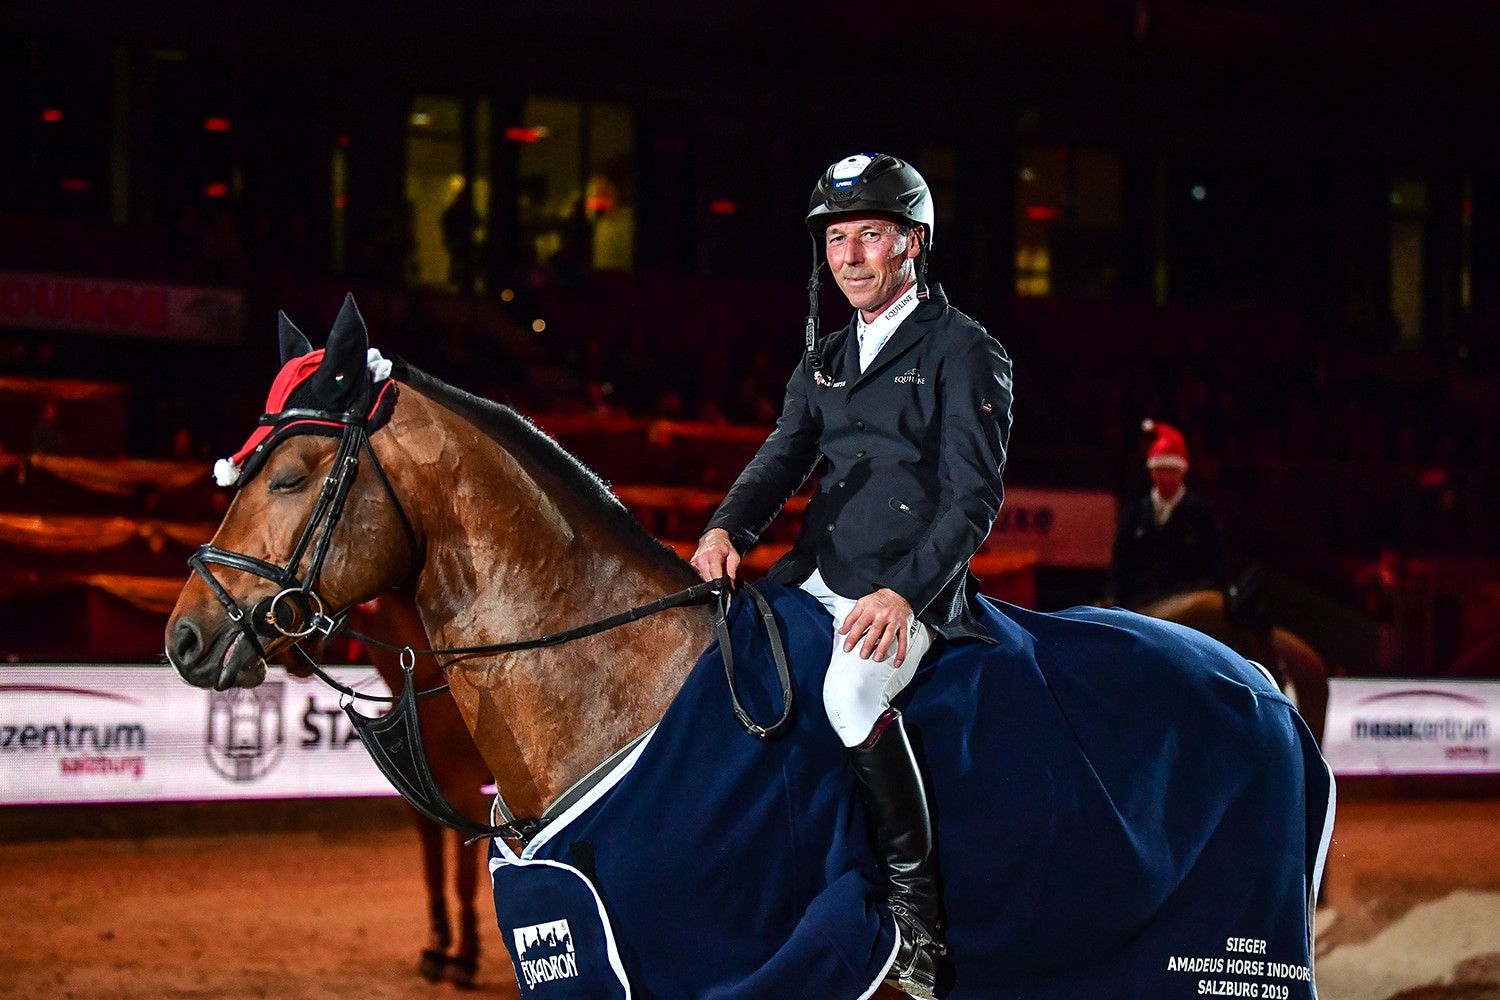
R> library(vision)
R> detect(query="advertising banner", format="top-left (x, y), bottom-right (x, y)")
top-left (0, 271), bottom-right (244, 344)
top-left (1322, 678), bottom-right (1500, 775)
top-left (980, 487), bottom-right (1117, 568)
top-left (0, 665), bottom-right (399, 805)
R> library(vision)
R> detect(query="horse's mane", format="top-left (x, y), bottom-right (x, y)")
top-left (391, 361), bottom-right (696, 583)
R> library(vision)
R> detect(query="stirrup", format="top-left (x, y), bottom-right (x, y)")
top-left (887, 905), bottom-right (945, 999)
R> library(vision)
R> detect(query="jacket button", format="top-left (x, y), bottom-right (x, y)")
top-left (826, 523), bottom-right (835, 532)
top-left (837, 480), bottom-right (846, 488)
top-left (856, 450), bottom-right (866, 457)
top-left (856, 420), bottom-right (865, 430)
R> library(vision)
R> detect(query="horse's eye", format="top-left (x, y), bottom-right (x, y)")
top-left (269, 473), bottom-right (309, 494)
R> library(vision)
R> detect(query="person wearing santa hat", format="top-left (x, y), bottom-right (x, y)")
top-left (1105, 419), bottom-right (1229, 610)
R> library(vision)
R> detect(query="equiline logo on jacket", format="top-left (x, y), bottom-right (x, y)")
top-left (894, 367), bottom-right (926, 384)
top-left (513, 919), bottom-right (580, 990)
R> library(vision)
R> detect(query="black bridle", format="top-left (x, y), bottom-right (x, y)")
top-left (188, 392), bottom-right (792, 844)
top-left (189, 406), bottom-right (419, 661)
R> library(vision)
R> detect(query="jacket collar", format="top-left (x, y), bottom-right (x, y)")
top-left (843, 283), bottom-right (947, 389)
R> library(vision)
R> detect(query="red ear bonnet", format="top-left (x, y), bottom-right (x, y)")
top-left (214, 302), bottom-right (397, 487)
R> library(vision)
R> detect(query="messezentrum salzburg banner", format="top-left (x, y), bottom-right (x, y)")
top-left (1322, 678), bottom-right (1500, 775)
top-left (0, 665), bottom-right (398, 805)
top-left (5, 668), bottom-right (1498, 804)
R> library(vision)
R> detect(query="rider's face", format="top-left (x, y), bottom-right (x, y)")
top-left (823, 217), bottom-right (921, 320)
top-left (1150, 465), bottom-right (1186, 500)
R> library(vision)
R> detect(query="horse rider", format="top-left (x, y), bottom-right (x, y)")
top-left (689, 152), bottom-right (1013, 998)
top-left (1105, 419), bottom-right (1230, 610)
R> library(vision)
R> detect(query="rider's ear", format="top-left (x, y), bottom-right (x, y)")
top-left (313, 293), bottom-right (370, 411)
top-left (278, 311), bottom-right (313, 363)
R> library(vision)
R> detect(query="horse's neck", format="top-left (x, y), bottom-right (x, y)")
top-left (395, 394), bottom-right (715, 816)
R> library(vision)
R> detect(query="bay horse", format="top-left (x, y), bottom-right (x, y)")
top-left (164, 296), bottom-right (1332, 999)
top-left (288, 592), bottom-right (504, 991)
top-left (1140, 588), bottom-right (1330, 747)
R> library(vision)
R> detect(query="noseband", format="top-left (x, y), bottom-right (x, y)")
top-left (188, 404), bottom-right (418, 662)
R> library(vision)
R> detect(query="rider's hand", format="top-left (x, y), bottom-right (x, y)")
top-left (839, 588), bottom-right (916, 666)
top-left (689, 528), bottom-right (741, 586)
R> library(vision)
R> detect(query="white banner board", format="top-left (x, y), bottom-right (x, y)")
top-left (0, 665), bottom-right (400, 805)
top-left (1322, 678), bottom-right (1500, 775)
top-left (980, 487), bottom-right (1117, 568)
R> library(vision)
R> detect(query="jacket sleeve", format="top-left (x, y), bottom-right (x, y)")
top-left (704, 359), bottom-right (824, 553)
top-left (875, 330), bottom-right (1013, 615)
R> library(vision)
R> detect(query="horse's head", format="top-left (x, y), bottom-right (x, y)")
top-left (166, 295), bottom-right (419, 690)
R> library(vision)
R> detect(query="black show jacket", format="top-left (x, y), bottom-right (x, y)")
top-left (706, 285), bottom-right (1013, 642)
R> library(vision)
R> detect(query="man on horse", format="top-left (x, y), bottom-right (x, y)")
top-left (1106, 419), bottom-right (1230, 611)
top-left (690, 152), bottom-right (1013, 999)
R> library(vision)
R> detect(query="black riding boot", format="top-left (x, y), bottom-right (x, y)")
top-left (848, 711), bottom-right (946, 999)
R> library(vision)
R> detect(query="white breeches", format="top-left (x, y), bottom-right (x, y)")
top-left (800, 569), bottom-right (934, 748)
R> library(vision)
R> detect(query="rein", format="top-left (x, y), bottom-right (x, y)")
top-left (191, 387), bottom-right (793, 845)
top-left (319, 579), bottom-right (791, 844)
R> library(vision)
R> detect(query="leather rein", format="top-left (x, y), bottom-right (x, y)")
top-left (188, 392), bottom-right (792, 845)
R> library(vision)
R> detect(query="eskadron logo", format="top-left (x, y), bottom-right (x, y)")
top-left (513, 918), bottom-right (580, 990)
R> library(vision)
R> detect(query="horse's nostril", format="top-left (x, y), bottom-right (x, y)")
top-left (171, 618), bottom-right (205, 666)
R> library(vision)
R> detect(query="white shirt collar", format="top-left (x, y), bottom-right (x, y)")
top-left (1150, 485), bottom-right (1186, 526)
top-left (856, 284), bottom-right (920, 372)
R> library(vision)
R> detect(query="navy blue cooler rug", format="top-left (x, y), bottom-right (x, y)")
top-left (489, 581), bottom-right (1334, 999)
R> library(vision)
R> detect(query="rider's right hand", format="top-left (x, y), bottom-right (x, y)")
top-left (690, 528), bottom-right (740, 586)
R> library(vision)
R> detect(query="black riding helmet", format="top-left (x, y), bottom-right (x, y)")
top-left (806, 153), bottom-right (934, 250)
top-left (802, 153), bottom-right (934, 382)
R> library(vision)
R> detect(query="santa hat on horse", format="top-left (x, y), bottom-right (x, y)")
top-left (1142, 419), bottom-right (1189, 471)
top-left (214, 294), bottom-right (398, 487)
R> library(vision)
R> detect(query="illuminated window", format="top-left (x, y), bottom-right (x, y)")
top-left (1015, 146), bottom-right (1122, 298)
top-left (1389, 177), bottom-right (1426, 345)
top-left (516, 98), bottom-right (634, 273)
top-left (404, 96), bottom-right (491, 290)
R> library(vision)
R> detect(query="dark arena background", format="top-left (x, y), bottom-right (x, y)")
top-left (2, 2), bottom-right (1499, 998)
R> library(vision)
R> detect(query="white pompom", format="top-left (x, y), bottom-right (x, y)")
top-left (366, 348), bottom-right (392, 383)
top-left (1141, 418), bottom-right (1156, 433)
top-left (213, 458), bottom-right (242, 487)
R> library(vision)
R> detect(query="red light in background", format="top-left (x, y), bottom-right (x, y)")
top-left (336, 132), bottom-right (350, 148)
top-left (204, 117), bottom-right (231, 132)
top-left (41, 108), bottom-right (63, 122)
top-left (1026, 205), bottom-right (1059, 221)
top-left (1463, 199), bottom-right (1475, 219)
top-left (586, 195), bottom-right (615, 214)
top-left (59, 177), bottom-right (91, 194)
top-left (334, 194), bottom-right (348, 209)
top-left (504, 126), bottom-right (543, 143)
top-left (711, 200), bottom-right (737, 215)
top-left (204, 182), bottom-right (229, 198)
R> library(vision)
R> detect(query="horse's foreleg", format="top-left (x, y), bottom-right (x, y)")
top-left (445, 830), bottom-right (484, 990)
top-left (413, 810), bottom-right (451, 982)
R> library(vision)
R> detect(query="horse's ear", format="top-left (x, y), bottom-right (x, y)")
top-left (312, 293), bottom-right (370, 411)
top-left (327, 292), bottom-right (368, 357)
top-left (278, 311), bottom-right (313, 363)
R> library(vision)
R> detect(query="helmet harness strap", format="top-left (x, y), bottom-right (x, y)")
top-left (805, 235), bottom-right (827, 385)
top-left (915, 227), bottom-right (931, 299)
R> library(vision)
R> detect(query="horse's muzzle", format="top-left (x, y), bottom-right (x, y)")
top-left (166, 616), bottom-right (268, 690)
